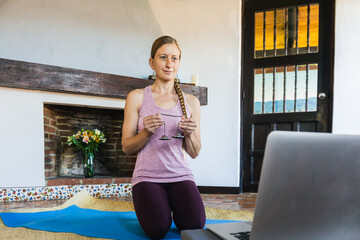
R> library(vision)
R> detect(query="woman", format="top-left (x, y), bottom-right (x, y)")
top-left (122, 36), bottom-right (206, 239)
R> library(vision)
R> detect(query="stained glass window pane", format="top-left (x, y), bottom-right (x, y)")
top-left (309, 4), bottom-right (319, 53)
top-left (275, 9), bottom-right (286, 56)
top-left (255, 12), bottom-right (264, 58)
top-left (308, 64), bottom-right (318, 111)
top-left (254, 69), bottom-right (263, 114)
top-left (265, 11), bottom-right (275, 57)
top-left (296, 65), bottom-right (307, 112)
top-left (285, 66), bottom-right (295, 112)
top-left (274, 67), bottom-right (285, 113)
top-left (287, 7), bottom-right (297, 55)
top-left (264, 68), bottom-right (274, 113)
top-left (297, 6), bottom-right (308, 54)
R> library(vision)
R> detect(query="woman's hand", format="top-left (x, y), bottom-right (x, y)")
top-left (143, 113), bottom-right (163, 134)
top-left (179, 115), bottom-right (197, 136)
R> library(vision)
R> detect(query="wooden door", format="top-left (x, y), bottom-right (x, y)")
top-left (241, 0), bottom-right (335, 192)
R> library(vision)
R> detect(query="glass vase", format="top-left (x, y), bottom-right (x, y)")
top-left (83, 151), bottom-right (94, 178)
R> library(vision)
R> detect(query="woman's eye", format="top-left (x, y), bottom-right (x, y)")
top-left (172, 57), bottom-right (178, 61)
top-left (160, 56), bottom-right (166, 60)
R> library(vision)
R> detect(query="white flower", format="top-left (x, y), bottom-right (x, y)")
top-left (83, 135), bottom-right (90, 144)
top-left (95, 129), bottom-right (101, 136)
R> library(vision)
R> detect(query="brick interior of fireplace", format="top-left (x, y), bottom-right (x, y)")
top-left (44, 104), bottom-right (136, 182)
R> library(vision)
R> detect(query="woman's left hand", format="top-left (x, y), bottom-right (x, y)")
top-left (179, 115), bottom-right (197, 136)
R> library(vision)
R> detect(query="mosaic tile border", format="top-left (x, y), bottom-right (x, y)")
top-left (0, 183), bottom-right (132, 202)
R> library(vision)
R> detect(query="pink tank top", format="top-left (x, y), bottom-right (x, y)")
top-left (131, 85), bottom-right (195, 186)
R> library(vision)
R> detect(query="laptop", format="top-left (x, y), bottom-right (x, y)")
top-left (205, 131), bottom-right (360, 240)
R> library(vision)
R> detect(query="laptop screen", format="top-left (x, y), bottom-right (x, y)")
top-left (250, 131), bottom-right (360, 240)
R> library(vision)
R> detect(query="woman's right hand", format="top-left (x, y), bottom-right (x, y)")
top-left (143, 113), bottom-right (163, 134)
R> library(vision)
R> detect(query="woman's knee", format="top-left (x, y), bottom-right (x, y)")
top-left (169, 181), bottom-right (206, 230)
top-left (143, 220), bottom-right (172, 239)
top-left (174, 211), bottom-right (206, 231)
top-left (175, 218), bottom-right (205, 231)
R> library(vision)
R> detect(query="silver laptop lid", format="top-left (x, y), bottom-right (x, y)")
top-left (251, 131), bottom-right (360, 240)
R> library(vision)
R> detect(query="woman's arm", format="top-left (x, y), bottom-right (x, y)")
top-left (179, 94), bottom-right (201, 159)
top-left (121, 89), bottom-right (163, 155)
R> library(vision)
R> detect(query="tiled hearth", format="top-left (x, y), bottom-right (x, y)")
top-left (0, 177), bottom-right (132, 203)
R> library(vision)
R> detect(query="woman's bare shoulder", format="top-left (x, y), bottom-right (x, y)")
top-left (185, 93), bottom-right (200, 106)
top-left (185, 93), bottom-right (200, 117)
top-left (128, 88), bottom-right (145, 97)
top-left (126, 88), bottom-right (146, 109)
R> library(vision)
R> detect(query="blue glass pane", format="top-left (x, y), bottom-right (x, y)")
top-left (254, 69), bottom-right (263, 114)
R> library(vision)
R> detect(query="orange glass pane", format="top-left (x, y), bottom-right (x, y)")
top-left (255, 12), bottom-right (264, 58)
top-left (309, 4), bottom-right (319, 52)
top-left (275, 9), bottom-right (286, 56)
top-left (297, 6), bottom-right (308, 54)
top-left (265, 11), bottom-right (275, 57)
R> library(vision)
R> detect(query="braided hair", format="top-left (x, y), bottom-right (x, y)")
top-left (174, 78), bottom-right (187, 118)
top-left (150, 36), bottom-right (188, 118)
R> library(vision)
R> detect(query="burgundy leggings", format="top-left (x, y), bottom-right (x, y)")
top-left (132, 180), bottom-right (206, 239)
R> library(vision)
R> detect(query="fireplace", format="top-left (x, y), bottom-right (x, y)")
top-left (44, 104), bottom-right (136, 180)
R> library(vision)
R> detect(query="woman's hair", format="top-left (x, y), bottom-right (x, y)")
top-left (151, 36), bottom-right (187, 118)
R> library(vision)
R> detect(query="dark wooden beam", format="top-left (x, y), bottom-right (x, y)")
top-left (0, 58), bottom-right (208, 105)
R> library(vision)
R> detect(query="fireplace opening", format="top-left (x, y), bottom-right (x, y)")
top-left (43, 104), bottom-right (135, 181)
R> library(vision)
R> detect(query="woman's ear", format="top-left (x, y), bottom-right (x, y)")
top-left (149, 58), bottom-right (154, 69)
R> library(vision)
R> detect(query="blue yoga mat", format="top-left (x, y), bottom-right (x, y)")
top-left (0, 205), bottom-right (240, 240)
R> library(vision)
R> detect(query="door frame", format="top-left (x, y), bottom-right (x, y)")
top-left (240, 0), bottom-right (336, 192)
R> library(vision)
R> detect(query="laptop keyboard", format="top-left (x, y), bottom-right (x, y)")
top-left (230, 231), bottom-right (251, 240)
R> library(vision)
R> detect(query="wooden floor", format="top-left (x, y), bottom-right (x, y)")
top-left (0, 193), bottom-right (257, 212)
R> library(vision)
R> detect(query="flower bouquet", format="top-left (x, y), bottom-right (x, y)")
top-left (67, 129), bottom-right (106, 178)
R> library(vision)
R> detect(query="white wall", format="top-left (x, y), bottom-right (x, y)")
top-left (0, 0), bottom-right (241, 187)
top-left (0, 0), bottom-right (161, 78)
top-left (332, 0), bottom-right (360, 135)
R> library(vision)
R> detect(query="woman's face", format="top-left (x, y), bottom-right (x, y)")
top-left (150, 43), bottom-right (180, 82)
